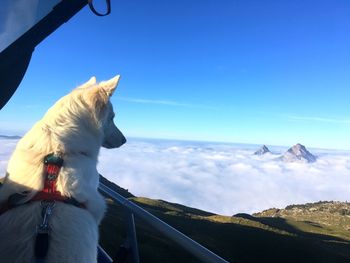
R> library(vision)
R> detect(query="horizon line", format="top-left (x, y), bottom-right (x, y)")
top-left (2, 133), bottom-right (349, 152)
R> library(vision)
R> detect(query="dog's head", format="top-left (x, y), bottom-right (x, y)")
top-left (81, 75), bottom-right (126, 149)
top-left (40, 75), bottom-right (126, 153)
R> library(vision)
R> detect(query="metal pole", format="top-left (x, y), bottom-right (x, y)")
top-left (123, 210), bottom-right (140, 263)
top-left (99, 183), bottom-right (230, 263)
top-left (97, 245), bottom-right (113, 263)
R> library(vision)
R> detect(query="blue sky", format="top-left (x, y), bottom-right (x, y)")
top-left (1, 0), bottom-right (350, 149)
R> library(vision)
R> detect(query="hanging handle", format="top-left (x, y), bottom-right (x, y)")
top-left (88, 0), bottom-right (111, 16)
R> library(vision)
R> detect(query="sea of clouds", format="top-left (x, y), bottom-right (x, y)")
top-left (1, 137), bottom-right (350, 216)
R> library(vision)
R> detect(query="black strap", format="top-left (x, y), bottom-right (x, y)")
top-left (88, 0), bottom-right (111, 16)
top-left (63, 197), bottom-right (85, 208)
top-left (35, 233), bottom-right (49, 259)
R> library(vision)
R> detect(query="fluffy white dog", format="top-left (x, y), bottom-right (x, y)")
top-left (0, 75), bottom-right (126, 263)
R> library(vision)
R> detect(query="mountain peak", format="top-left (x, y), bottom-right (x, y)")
top-left (282, 143), bottom-right (317, 163)
top-left (0, 135), bottom-right (21, 139)
top-left (254, 145), bottom-right (271, 155)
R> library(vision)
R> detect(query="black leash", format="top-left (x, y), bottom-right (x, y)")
top-left (35, 201), bottom-right (55, 261)
top-left (88, 0), bottom-right (111, 16)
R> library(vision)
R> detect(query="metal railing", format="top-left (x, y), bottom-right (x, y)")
top-left (97, 182), bottom-right (230, 263)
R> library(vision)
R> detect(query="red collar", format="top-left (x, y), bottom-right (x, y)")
top-left (0, 153), bottom-right (85, 215)
top-left (42, 153), bottom-right (64, 194)
top-left (34, 153), bottom-right (85, 208)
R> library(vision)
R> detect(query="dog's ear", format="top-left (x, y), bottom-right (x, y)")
top-left (77, 76), bottom-right (97, 90)
top-left (83, 75), bottom-right (120, 116)
top-left (99, 75), bottom-right (120, 97)
top-left (84, 86), bottom-right (107, 109)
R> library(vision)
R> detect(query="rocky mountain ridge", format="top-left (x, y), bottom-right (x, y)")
top-left (0, 135), bottom-right (21, 139)
top-left (254, 201), bottom-right (350, 231)
top-left (281, 143), bottom-right (317, 163)
top-left (254, 143), bottom-right (317, 163)
top-left (254, 145), bottom-right (271, 155)
top-left (256, 201), bottom-right (350, 217)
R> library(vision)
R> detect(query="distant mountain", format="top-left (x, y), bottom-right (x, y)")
top-left (280, 143), bottom-right (317, 163)
top-left (0, 135), bottom-right (21, 139)
top-left (254, 145), bottom-right (271, 155)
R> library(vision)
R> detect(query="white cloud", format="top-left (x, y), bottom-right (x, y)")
top-left (1, 138), bottom-right (350, 216)
top-left (97, 140), bottom-right (350, 215)
top-left (117, 97), bottom-right (216, 110)
top-left (0, 139), bottom-right (17, 177)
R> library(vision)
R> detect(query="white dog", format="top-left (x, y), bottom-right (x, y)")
top-left (0, 75), bottom-right (126, 263)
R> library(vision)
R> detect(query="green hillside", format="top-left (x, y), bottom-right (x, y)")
top-left (99, 176), bottom-right (350, 263)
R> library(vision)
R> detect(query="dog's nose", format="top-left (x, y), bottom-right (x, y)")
top-left (122, 136), bottom-right (127, 145)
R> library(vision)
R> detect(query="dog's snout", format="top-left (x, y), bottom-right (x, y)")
top-left (115, 135), bottom-right (126, 148)
top-left (102, 123), bottom-right (126, 149)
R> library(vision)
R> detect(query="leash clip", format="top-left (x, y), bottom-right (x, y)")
top-left (37, 200), bottom-right (55, 234)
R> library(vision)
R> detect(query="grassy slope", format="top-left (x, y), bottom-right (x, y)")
top-left (99, 177), bottom-right (350, 263)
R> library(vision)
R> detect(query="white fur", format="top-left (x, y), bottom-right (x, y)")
top-left (0, 75), bottom-right (126, 263)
